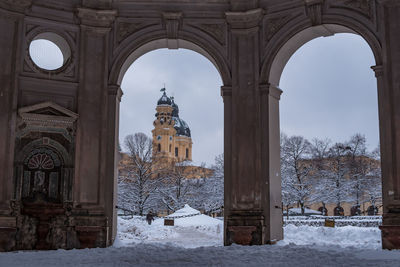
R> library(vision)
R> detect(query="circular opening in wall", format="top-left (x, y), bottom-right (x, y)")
top-left (29, 32), bottom-right (71, 71)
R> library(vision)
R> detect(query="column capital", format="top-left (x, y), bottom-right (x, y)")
top-left (221, 86), bottom-right (232, 97)
top-left (77, 8), bottom-right (117, 28)
top-left (225, 8), bottom-right (264, 29)
top-left (259, 84), bottom-right (283, 100)
top-left (108, 85), bottom-right (123, 102)
top-left (372, 65), bottom-right (384, 78)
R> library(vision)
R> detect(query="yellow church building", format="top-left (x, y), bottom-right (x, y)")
top-left (152, 89), bottom-right (193, 163)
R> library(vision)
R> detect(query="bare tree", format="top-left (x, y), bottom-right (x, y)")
top-left (118, 133), bottom-right (162, 216)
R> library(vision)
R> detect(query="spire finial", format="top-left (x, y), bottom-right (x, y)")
top-left (160, 83), bottom-right (166, 93)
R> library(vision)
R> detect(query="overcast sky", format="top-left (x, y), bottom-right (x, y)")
top-left (119, 49), bottom-right (224, 165)
top-left (119, 33), bottom-right (379, 165)
top-left (30, 33), bottom-right (379, 166)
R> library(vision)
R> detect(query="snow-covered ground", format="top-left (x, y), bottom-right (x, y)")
top-left (116, 205), bottom-right (223, 248)
top-left (1, 205), bottom-right (400, 266)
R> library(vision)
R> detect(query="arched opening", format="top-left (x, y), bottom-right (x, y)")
top-left (272, 24), bottom-right (383, 247)
top-left (115, 40), bottom-right (225, 247)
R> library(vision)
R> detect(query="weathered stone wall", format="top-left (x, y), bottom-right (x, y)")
top-left (0, 0), bottom-right (399, 250)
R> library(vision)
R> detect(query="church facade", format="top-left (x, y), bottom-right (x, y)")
top-left (152, 89), bottom-right (192, 164)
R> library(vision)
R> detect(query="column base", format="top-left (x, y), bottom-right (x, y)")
top-left (0, 216), bottom-right (17, 251)
top-left (0, 227), bottom-right (16, 251)
top-left (380, 225), bottom-right (400, 250)
top-left (225, 212), bottom-right (266, 245)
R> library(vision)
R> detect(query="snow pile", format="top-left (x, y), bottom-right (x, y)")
top-left (158, 204), bottom-right (221, 229)
top-left (165, 204), bottom-right (201, 218)
top-left (115, 205), bottom-right (223, 248)
top-left (115, 216), bottom-right (178, 247)
top-left (281, 224), bottom-right (382, 249)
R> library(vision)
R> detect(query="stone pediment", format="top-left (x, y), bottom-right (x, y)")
top-left (18, 102), bottom-right (78, 127)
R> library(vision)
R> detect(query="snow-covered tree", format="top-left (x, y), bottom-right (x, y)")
top-left (327, 143), bottom-right (353, 212)
top-left (364, 146), bottom-right (382, 214)
top-left (308, 138), bottom-right (332, 214)
top-left (199, 154), bottom-right (224, 213)
top-left (346, 134), bottom-right (368, 212)
top-left (158, 160), bottom-right (198, 212)
top-left (118, 133), bottom-right (162, 215)
top-left (281, 135), bottom-right (313, 215)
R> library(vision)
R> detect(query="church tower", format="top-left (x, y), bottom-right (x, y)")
top-left (152, 89), bottom-right (192, 163)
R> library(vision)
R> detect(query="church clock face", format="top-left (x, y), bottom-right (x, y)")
top-left (157, 135), bottom-right (162, 140)
top-left (169, 136), bottom-right (173, 141)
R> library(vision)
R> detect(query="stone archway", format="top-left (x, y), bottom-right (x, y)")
top-left (0, 0), bottom-right (400, 251)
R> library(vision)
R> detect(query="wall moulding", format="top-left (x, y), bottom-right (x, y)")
top-left (0, 0), bottom-right (32, 13)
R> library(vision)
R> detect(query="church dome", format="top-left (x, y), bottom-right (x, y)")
top-left (171, 97), bottom-right (179, 117)
top-left (157, 91), bottom-right (172, 106)
top-left (173, 117), bottom-right (191, 137)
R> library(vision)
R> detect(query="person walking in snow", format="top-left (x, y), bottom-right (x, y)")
top-left (146, 211), bottom-right (155, 225)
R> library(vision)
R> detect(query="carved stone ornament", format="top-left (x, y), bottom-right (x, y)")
top-left (17, 102), bottom-right (78, 141)
top-left (264, 16), bottom-right (290, 42)
top-left (77, 8), bottom-right (117, 28)
top-left (117, 22), bottom-right (146, 43)
top-left (332, 0), bottom-right (373, 18)
top-left (190, 23), bottom-right (227, 45)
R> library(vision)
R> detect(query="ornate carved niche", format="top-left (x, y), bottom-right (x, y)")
top-left (13, 102), bottom-right (78, 250)
top-left (14, 102), bottom-right (78, 203)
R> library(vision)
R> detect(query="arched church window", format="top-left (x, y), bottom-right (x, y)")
top-left (175, 147), bottom-right (178, 157)
top-left (186, 148), bottom-right (189, 159)
top-left (169, 144), bottom-right (172, 152)
top-left (22, 147), bottom-right (62, 202)
top-left (158, 144), bottom-right (161, 152)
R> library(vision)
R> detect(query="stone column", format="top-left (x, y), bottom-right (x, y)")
top-left (377, 0), bottom-right (400, 250)
top-left (74, 7), bottom-right (117, 247)
top-left (260, 84), bottom-right (283, 243)
top-left (0, 1), bottom-right (31, 251)
top-left (106, 85), bottom-right (123, 245)
top-left (224, 8), bottom-right (280, 245)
